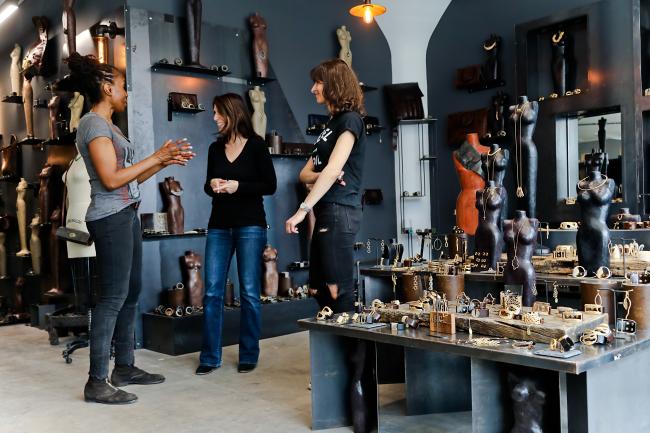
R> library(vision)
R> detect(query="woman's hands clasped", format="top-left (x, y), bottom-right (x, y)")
top-left (210, 178), bottom-right (239, 194)
top-left (155, 138), bottom-right (196, 166)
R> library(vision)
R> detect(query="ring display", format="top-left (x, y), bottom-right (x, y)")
top-left (572, 265), bottom-right (587, 278)
top-left (596, 266), bottom-right (612, 279)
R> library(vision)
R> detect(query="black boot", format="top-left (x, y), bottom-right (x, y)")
top-left (84, 377), bottom-right (138, 405)
top-left (111, 365), bottom-right (165, 387)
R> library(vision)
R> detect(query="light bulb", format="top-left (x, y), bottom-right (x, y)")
top-left (363, 6), bottom-right (373, 24)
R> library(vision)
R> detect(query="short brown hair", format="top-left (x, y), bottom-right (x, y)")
top-left (212, 93), bottom-right (259, 143)
top-left (310, 59), bottom-right (365, 115)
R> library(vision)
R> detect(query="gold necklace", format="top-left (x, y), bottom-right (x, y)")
top-left (577, 174), bottom-right (608, 191)
top-left (482, 186), bottom-right (500, 220)
top-left (511, 219), bottom-right (530, 270)
top-left (487, 147), bottom-right (501, 182)
top-left (513, 103), bottom-right (528, 198)
top-left (552, 31), bottom-right (565, 44)
top-left (483, 41), bottom-right (497, 51)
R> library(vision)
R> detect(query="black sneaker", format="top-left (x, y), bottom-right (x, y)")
top-left (195, 365), bottom-right (219, 375)
top-left (84, 378), bottom-right (138, 405)
top-left (237, 363), bottom-right (257, 373)
top-left (110, 365), bottom-right (165, 387)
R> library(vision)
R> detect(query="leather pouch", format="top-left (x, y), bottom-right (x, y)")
top-left (455, 65), bottom-right (483, 90)
top-left (56, 226), bottom-right (93, 245)
top-left (383, 83), bottom-right (424, 125)
top-left (447, 108), bottom-right (489, 146)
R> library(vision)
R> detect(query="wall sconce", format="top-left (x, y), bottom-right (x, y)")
top-left (349, 0), bottom-right (386, 24)
top-left (90, 21), bottom-right (124, 64)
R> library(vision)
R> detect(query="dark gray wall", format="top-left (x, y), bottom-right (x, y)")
top-left (125, 0), bottom-right (394, 340)
top-left (426, 0), bottom-right (601, 232)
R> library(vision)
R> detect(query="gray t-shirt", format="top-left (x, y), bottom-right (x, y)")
top-left (76, 112), bottom-right (140, 221)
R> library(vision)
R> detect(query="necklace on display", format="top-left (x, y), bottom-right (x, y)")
top-left (577, 174), bottom-right (609, 191)
top-left (482, 186), bottom-right (500, 220)
top-left (511, 218), bottom-right (529, 270)
top-left (513, 102), bottom-right (529, 198)
top-left (552, 31), bottom-right (565, 44)
top-left (483, 41), bottom-right (497, 51)
top-left (486, 147), bottom-right (501, 182)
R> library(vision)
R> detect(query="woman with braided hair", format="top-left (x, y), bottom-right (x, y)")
top-left (66, 52), bottom-right (195, 404)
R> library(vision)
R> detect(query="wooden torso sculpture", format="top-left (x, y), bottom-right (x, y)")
top-left (453, 133), bottom-right (488, 235)
top-left (162, 176), bottom-right (184, 234)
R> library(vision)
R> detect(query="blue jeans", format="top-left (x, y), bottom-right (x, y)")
top-left (199, 226), bottom-right (267, 367)
top-left (86, 205), bottom-right (142, 379)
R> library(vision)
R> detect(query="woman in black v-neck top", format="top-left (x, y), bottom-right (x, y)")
top-left (197, 93), bottom-right (276, 376)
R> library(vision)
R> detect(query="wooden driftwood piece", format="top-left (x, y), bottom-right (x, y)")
top-left (454, 307), bottom-right (606, 343)
top-left (376, 305), bottom-right (606, 344)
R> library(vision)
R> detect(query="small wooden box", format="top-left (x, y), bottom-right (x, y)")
top-left (430, 311), bottom-right (456, 335)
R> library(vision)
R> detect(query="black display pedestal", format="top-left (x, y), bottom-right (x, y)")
top-left (143, 297), bottom-right (319, 356)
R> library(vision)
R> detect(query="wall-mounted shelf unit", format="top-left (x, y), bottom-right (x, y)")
top-left (151, 61), bottom-right (231, 78)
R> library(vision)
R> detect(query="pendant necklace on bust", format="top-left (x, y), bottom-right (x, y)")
top-left (577, 174), bottom-right (609, 191)
top-left (513, 103), bottom-right (528, 198)
top-left (511, 218), bottom-right (529, 270)
top-left (487, 147), bottom-right (501, 182)
top-left (482, 186), bottom-right (500, 220)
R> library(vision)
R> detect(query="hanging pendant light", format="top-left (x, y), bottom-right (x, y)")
top-left (349, 0), bottom-right (386, 24)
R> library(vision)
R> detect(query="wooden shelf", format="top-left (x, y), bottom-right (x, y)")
top-left (420, 155), bottom-right (438, 161)
top-left (41, 131), bottom-right (76, 147)
top-left (151, 62), bottom-right (231, 78)
top-left (398, 117), bottom-right (437, 125)
top-left (247, 76), bottom-right (276, 86)
top-left (1, 94), bottom-right (22, 104)
top-left (360, 83), bottom-right (378, 92)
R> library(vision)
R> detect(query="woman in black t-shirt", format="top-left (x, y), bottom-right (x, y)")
top-left (197, 93), bottom-right (277, 376)
top-left (286, 59), bottom-right (366, 313)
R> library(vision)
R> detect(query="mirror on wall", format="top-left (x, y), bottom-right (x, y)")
top-left (555, 109), bottom-right (622, 201)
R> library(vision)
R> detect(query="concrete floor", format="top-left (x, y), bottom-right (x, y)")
top-left (0, 325), bottom-right (469, 433)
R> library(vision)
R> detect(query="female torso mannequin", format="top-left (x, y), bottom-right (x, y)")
top-left (249, 13), bottom-right (269, 78)
top-left (64, 154), bottom-right (96, 258)
top-left (161, 176), bottom-right (184, 235)
top-left (182, 250), bottom-right (203, 306)
top-left (39, 164), bottom-right (53, 224)
top-left (489, 91), bottom-right (508, 138)
top-left (22, 17), bottom-right (49, 139)
top-left (474, 180), bottom-right (506, 271)
top-left (481, 143), bottom-right (509, 225)
top-left (503, 210), bottom-right (539, 306)
top-left (63, 0), bottom-right (76, 55)
top-left (10, 44), bottom-right (21, 96)
top-left (249, 86), bottom-right (267, 138)
top-left (48, 95), bottom-right (60, 140)
top-left (483, 34), bottom-right (500, 82)
top-left (509, 96), bottom-right (539, 218)
top-left (185, 0), bottom-right (203, 67)
top-left (16, 178), bottom-right (30, 256)
top-left (453, 133), bottom-right (488, 235)
top-left (551, 30), bottom-right (576, 96)
top-left (576, 171), bottom-right (615, 275)
top-left (337, 25), bottom-right (352, 68)
top-left (68, 92), bottom-right (84, 131)
top-left (29, 215), bottom-right (41, 275)
top-left (1, 135), bottom-right (20, 179)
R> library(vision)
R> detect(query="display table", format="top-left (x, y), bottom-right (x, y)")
top-left (299, 318), bottom-right (650, 433)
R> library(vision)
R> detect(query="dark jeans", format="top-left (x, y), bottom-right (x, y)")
top-left (200, 226), bottom-right (267, 367)
top-left (86, 205), bottom-right (142, 380)
top-left (309, 202), bottom-right (362, 313)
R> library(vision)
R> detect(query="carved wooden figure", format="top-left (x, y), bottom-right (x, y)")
top-left (250, 13), bottom-right (269, 77)
top-left (162, 176), bottom-right (184, 235)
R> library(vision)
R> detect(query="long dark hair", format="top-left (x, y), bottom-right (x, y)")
top-left (310, 58), bottom-right (365, 115)
top-left (64, 52), bottom-right (121, 105)
top-left (212, 93), bottom-right (259, 143)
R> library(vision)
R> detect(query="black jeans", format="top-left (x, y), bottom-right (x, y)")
top-left (309, 202), bottom-right (362, 313)
top-left (86, 205), bottom-right (142, 379)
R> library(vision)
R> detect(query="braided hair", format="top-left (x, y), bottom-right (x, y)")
top-left (64, 52), bottom-right (120, 105)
